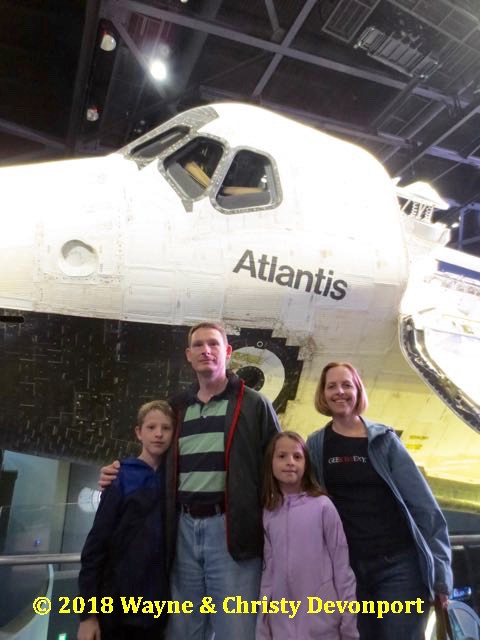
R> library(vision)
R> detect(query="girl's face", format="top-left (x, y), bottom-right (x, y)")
top-left (324, 365), bottom-right (358, 418)
top-left (272, 436), bottom-right (305, 495)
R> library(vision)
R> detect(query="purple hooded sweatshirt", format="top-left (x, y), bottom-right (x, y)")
top-left (256, 493), bottom-right (359, 640)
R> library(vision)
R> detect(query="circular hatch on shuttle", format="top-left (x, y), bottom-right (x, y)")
top-left (229, 328), bottom-right (304, 413)
top-left (230, 345), bottom-right (285, 404)
top-left (59, 239), bottom-right (98, 276)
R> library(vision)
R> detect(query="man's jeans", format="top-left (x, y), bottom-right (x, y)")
top-left (166, 512), bottom-right (261, 640)
top-left (351, 547), bottom-right (430, 640)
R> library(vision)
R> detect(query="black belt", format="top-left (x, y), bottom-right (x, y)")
top-left (180, 503), bottom-right (225, 518)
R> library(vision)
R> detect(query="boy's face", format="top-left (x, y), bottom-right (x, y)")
top-left (135, 409), bottom-right (173, 458)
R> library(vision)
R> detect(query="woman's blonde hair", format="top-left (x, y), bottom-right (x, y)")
top-left (314, 361), bottom-right (368, 416)
top-left (262, 431), bottom-right (326, 511)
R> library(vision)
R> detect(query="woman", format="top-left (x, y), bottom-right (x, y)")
top-left (306, 362), bottom-right (452, 640)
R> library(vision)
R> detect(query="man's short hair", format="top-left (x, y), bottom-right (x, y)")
top-left (187, 322), bottom-right (228, 346)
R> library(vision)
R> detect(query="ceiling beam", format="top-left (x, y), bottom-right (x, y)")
top-left (398, 99), bottom-right (480, 175)
top-left (109, 16), bottom-right (168, 99)
top-left (169, 0), bottom-right (224, 103)
top-left (370, 77), bottom-right (422, 131)
top-left (199, 85), bottom-right (480, 170)
top-left (461, 234), bottom-right (480, 246)
top-left (66, 0), bottom-right (102, 153)
top-left (387, 0), bottom-right (480, 53)
top-left (0, 118), bottom-right (66, 150)
top-left (1, 148), bottom-right (62, 166)
top-left (264, 0), bottom-right (281, 38)
top-left (115, 0), bottom-right (461, 106)
top-left (252, 0), bottom-right (316, 97)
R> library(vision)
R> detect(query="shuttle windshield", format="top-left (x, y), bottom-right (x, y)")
top-left (129, 126), bottom-right (190, 168)
top-left (164, 137), bottom-right (223, 198)
top-left (161, 135), bottom-right (281, 213)
top-left (216, 149), bottom-right (278, 211)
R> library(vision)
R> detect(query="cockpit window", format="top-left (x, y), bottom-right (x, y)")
top-left (129, 126), bottom-right (189, 168)
top-left (216, 150), bottom-right (278, 212)
top-left (164, 137), bottom-right (223, 199)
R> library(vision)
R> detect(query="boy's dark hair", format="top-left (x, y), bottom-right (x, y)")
top-left (262, 431), bottom-right (326, 511)
top-left (137, 400), bottom-right (174, 426)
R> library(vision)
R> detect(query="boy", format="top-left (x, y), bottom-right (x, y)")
top-left (77, 400), bottom-right (174, 640)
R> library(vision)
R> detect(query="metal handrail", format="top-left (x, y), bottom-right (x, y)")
top-left (0, 535), bottom-right (479, 566)
top-left (0, 553), bottom-right (80, 566)
top-left (450, 534), bottom-right (480, 546)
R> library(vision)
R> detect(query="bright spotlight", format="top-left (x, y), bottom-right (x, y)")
top-left (150, 59), bottom-right (168, 81)
top-left (100, 32), bottom-right (117, 52)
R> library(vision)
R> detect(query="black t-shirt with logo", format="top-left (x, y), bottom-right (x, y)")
top-left (323, 424), bottom-right (413, 559)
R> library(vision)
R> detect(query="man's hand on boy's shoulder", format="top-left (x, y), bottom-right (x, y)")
top-left (77, 615), bottom-right (101, 640)
top-left (98, 460), bottom-right (120, 490)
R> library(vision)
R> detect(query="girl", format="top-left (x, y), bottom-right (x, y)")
top-left (307, 362), bottom-right (452, 640)
top-left (257, 431), bottom-right (359, 640)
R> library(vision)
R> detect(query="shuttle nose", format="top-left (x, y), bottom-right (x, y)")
top-left (0, 154), bottom-right (134, 318)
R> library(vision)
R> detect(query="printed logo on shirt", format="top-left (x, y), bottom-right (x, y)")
top-left (328, 456), bottom-right (367, 464)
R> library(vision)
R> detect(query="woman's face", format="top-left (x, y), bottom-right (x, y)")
top-left (324, 365), bottom-right (358, 418)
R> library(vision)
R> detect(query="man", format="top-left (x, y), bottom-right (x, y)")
top-left (100, 322), bottom-right (280, 640)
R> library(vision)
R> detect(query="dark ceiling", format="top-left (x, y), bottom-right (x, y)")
top-left (2, 0), bottom-right (480, 254)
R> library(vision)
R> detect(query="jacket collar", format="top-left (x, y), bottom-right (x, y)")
top-left (361, 417), bottom-right (393, 441)
top-left (171, 370), bottom-right (241, 407)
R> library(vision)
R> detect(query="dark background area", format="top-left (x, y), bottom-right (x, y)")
top-left (1, 0), bottom-right (480, 253)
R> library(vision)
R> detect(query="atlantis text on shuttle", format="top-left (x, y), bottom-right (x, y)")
top-left (233, 249), bottom-right (348, 300)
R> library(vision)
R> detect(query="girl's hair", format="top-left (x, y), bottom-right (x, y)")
top-left (262, 431), bottom-right (326, 511)
top-left (136, 400), bottom-right (174, 426)
top-left (314, 361), bottom-right (368, 416)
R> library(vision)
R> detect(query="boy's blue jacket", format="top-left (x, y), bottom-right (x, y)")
top-left (307, 419), bottom-right (453, 598)
top-left (78, 457), bottom-right (168, 627)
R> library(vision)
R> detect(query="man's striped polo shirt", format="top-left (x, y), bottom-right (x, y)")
top-left (178, 387), bottom-right (231, 506)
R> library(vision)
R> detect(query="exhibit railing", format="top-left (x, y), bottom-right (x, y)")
top-left (0, 535), bottom-right (479, 639)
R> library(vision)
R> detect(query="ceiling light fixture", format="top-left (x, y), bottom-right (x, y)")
top-left (149, 59), bottom-right (168, 81)
top-left (86, 106), bottom-right (100, 122)
top-left (100, 31), bottom-right (117, 52)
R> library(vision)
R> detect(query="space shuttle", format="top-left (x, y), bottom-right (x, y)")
top-left (1, 103), bottom-right (479, 512)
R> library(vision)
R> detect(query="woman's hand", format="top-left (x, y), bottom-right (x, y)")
top-left (435, 592), bottom-right (449, 610)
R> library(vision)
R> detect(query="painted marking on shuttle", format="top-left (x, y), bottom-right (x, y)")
top-left (232, 249), bottom-right (348, 299)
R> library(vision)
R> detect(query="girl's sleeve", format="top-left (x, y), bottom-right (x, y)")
top-left (77, 483), bottom-right (123, 617)
top-left (256, 513), bottom-right (273, 640)
top-left (321, 498), bottom-right (359, 640)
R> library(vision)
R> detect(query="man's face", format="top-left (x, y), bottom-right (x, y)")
top-left (186, 327), bottom-right (232, 379)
